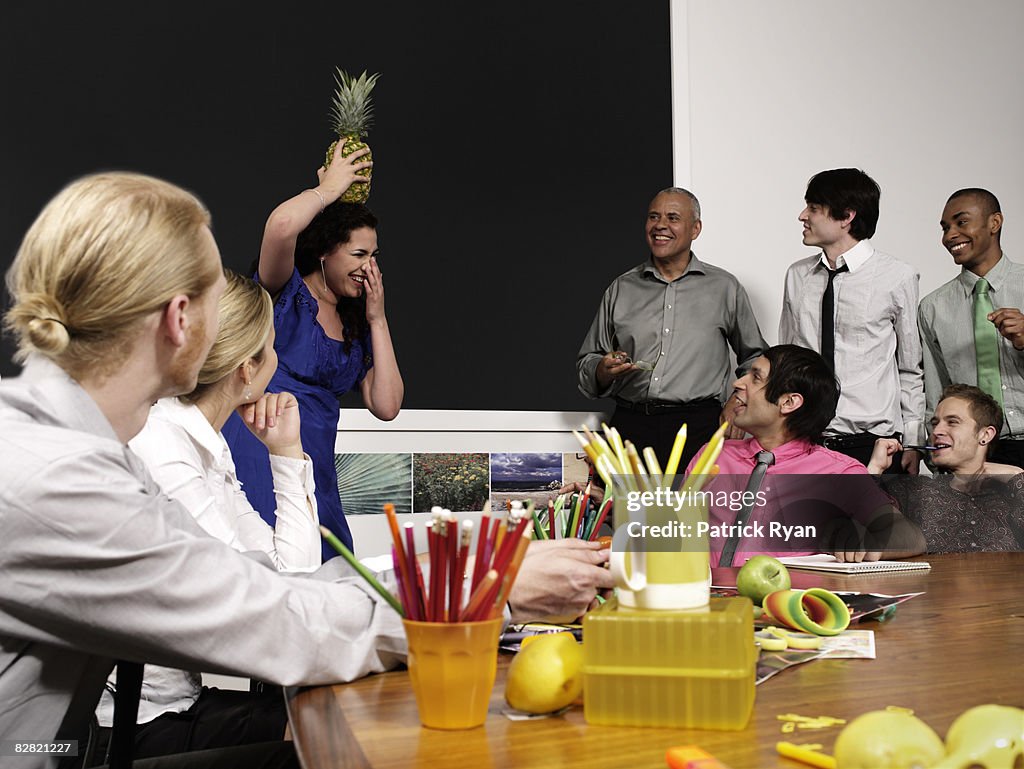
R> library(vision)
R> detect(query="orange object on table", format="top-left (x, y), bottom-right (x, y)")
top-left (666, 745), bottom-right (733, 769)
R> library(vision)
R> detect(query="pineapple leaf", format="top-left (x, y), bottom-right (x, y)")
top-left (329, 68), bottom-right (380, 139)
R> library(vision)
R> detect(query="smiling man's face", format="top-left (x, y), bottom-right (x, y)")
top-left (940, 194), bottom-right (1002, 274)
top-left (646, 192), bottom-right (701, 265)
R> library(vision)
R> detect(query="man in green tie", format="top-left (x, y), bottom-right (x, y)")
top-left (919, 188), bottom-right (1024, 466)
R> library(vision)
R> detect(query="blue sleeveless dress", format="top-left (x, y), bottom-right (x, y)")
top-left (223, 269), bottom-right (371, 559)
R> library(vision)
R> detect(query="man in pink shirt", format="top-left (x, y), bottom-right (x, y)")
top-left (687, 345), bottom-right (924, 565)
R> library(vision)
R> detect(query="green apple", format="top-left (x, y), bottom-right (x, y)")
top-left (834, 710), bottom-right (945, 768)
top-left (735, 555), bottom-right (791, 606)
top-left (505, 633), bottom-right (584, 714)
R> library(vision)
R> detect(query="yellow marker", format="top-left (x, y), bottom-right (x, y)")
top-left (694, 422), bottom-right (730, 476)
top-left (776, 741), bottom-right (837, 769)
top-left (605, 424), bottom-right (629, 477)
top-left (594, 454), bottom-right (619, 491)
top-left (624, 441), bottom-right (652, 492)
top-left (688, 463), bottom-right (720, 494)
top-left (584, 425), bottom-right (618, 470)
top-left (642, 446), bottom-right (663, 485)
top-left (663, 423), bottom-right (688, 478)
top-left (682, 422), bottom-right (730, 493)
top-left (572, 429), bottom-right (599, 464)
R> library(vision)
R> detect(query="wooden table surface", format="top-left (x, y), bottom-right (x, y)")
top-left (285, 552), bottom-right (1024, 769)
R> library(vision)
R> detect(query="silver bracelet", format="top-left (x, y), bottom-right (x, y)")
top-left (307, 188), bottom-right (326, 213)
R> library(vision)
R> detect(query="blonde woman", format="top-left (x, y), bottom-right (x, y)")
top-left (95, 269), bottom-right (321, 757)
top-left (129, 269), bottom-right (319, 569)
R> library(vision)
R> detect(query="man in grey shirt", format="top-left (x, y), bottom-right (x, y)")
top-left (576, 187), bottom-right (766, 471)
top-left (919, 188), bottom-right (1024, 467)
top-left (0, 172), bottom-right (406, 768)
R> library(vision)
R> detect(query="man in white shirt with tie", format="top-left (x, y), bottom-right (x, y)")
top-left (779, 168), bottom-right (925, 473)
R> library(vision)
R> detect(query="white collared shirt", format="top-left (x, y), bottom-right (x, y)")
top-left (95, 397), bottom-right (324, 726)
top-left (779, 240), bottom-right (926, 443)
top-left (129, 397), bottom-right (320, 570)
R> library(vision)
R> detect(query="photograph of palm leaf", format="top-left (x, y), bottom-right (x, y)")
top-left (335, 453), bottom-right (413, 515)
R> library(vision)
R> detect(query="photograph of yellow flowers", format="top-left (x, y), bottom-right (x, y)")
top-left (335, 453), bottom-right (413, 515)
top-left (412, 453), bottom-right (490, 513)
top-left (489, 453), bottom-right (562, 513)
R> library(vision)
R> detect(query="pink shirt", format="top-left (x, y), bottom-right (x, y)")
top-left (686, 437), bottom-right (868, 566)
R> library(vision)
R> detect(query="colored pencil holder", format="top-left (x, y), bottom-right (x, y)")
top-left (403, 617), bottom-right (504, 729)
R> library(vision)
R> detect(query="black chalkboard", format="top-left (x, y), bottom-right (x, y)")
top-left (0, 1), bottom-right (672, 411)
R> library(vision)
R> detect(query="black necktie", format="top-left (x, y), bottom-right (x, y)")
top-left (719, 450), bottom-right (775, 567)
top-left (820, 263), bottom-right (849, 371)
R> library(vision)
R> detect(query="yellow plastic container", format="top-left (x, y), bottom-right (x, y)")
top-left (403, 617), bottom-right (503, 729)
top-left (582, 596), bottom-right (756, 730)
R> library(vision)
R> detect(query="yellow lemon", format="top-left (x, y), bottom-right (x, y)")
top-left (505, 633), bottom-right (583, 714)
top-left (834, 710), bottom-right (945, 768)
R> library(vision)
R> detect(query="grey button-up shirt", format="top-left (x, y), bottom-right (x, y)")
top-left (779, 240), bottom-right (926, 443)
top-left (919, 254), bottom-right (1024, 439)
top-left (0, 358), bottom-right (405, 767)
top-left (576, 255), bottom-right (767, 404)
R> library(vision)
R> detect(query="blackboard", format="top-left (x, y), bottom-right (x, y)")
top-left (0, 1), bottom-right (673, 410)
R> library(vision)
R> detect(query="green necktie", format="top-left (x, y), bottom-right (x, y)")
top-left (973, 278), bottom-right (1004, 408)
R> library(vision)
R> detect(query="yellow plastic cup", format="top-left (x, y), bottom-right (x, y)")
top-left (403, 616), bottom-right (504, 729)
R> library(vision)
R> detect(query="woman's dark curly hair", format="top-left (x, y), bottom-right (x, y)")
top-left (294, 202), bottom-right (378, 352)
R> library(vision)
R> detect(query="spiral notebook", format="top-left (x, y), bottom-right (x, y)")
top-left (777, 554), bottom-right (932, 574)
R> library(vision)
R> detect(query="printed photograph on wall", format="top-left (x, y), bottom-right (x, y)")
top-left (562, 452), bottom-right (592, 490)
top-left (412, 453), bottom-right (490, 513)
top-left (489, 452), bottom-right (563, 513)
top-left (335, 453), bottom-right (413, 515)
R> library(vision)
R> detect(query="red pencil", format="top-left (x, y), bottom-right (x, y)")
top-left (492, 519), bottom-right (507, 567)
top-left (577, 482), bottom-right (592, 538)
top-left (446, 512), bottom-right (458, 622)
top-left (401, 523), bottom-right (421, 620)
top-left (491, 512), bottom-right (530, 579)
top-left (391, 546), bottom-right (409, 615)
top-left (470, 515), bottom-right (491, 595)
top-left (451, 520), bottom-right (472, 622)
top-left (384, 504), bottom-right (414, 615)
top-left (463, 569), bottom-right (499, 621)
top-left (588, 496), bottom-right (614, 541)
top-left (493, 529), bottom-right (532, 614)
top-left (427, 519), bottom-right (440, 622)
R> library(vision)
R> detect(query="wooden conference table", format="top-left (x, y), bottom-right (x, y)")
top-left (285, 552), bottom-right (1024, 769)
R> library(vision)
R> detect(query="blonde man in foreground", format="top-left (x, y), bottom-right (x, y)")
top-left (0, 173), bottom-right (404, 769)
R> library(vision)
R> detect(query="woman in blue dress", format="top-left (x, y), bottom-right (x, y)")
top-left (224, 148), bottom-right (404, 557)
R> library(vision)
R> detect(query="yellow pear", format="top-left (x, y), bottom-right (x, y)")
top-left (505, 633), bottom-right (584, 714)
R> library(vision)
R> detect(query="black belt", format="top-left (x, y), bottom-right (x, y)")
top-left (823, 432), bottom-right (900, 451)
top-left (614, 397), bottom-right (718, 416)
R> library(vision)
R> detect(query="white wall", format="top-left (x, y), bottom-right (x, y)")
top-left (672, 0), bottom-right (1024, 342)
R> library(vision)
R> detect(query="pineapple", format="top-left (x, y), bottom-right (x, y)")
top-left (325, 68), bottom-right (379, 204)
